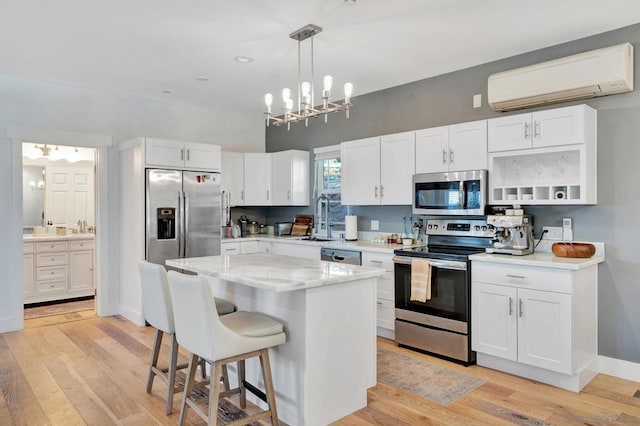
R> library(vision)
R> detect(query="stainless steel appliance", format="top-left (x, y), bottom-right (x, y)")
top-left (412, 170), bottom-right (487, 216)
top-left (393, 218), bottom-right (493, 364)
top-left (146, 169), bottom-right (221, 266)
top-left (485, 214), bottom-right (534, 255)
top-left (320, 247), bottom-right (361, 265)
top-left (274, 222), bottom-right (293, 236)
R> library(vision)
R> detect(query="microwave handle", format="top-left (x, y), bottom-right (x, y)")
top-left (459, 181), bottom-right (465, 209)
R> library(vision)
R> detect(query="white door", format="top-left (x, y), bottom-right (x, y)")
top-left (184, 142), bottom-right (221, 172)
top-left (448, 120), bottom-right (488, 171)
top-left (271, 151), bottom-right (292, 205)
top-left (69, 250), bottom-right (94, 290)
top-left (517, 288), bottom-right (572, 374)
top-left (341, 137), bottom-right (381, 205)
top-left (415, 126), bottom-right (450, 173)
top-left (471, 282), bottom-right (518, 361)
top-left (145, 138), bottom-right (185, 168)
top-left (533, 105), bottom-right (586, 148)
top-left (46, 167), bottom-right (95, 228)
top-left (243, 153), bottom-right (271, 205)
top-left (221, 152), bottom-right (245, 206)
top-left (380, 132), bottom-right (415, 205)
top-left (488, 113), bottom-right (532, 152)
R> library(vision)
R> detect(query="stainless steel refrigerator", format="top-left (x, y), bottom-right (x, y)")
top-left (146, 169), bottom-right (221, 266)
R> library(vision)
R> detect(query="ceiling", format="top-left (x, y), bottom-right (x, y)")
top-left (1, 0), bottom-right (640, 119)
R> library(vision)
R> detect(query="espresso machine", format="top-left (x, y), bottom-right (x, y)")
top-left (486, 214), bottom-right (534, 255)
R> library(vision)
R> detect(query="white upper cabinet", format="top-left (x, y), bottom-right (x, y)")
top-left (488, 105), bottom-right (593, 152)
top-left (243, 153), bottom-right (272, 206)
top-left (145, 138), bottom-right (221, 171)
top-left (415, 121), bottom-right (487, 174)
top-left (221, 152), bottom-right (245, 206)
top-left (341, 132), bottom-right (415, 205)
top-left (271, 150), bottom-right (310, 206)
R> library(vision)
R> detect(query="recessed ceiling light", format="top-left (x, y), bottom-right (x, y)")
top-left (195, 76), bottom-right (210, 81)
top-left (162, 90), bottom-right (172, 94)
top-left (234, 56), bottom-right (253, 63)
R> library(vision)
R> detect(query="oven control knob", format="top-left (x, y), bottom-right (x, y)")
top-left (427, 224), bottom-right (433, 230)
top-left (481, 226), bottom-right (487, 231)
top-left (433, 224), bottom-right (439, 230)
top-left (474, 225), bottom-right (480, 231)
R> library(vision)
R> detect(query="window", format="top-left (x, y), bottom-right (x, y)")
top-left (313, 145), bottom-right (346, 236)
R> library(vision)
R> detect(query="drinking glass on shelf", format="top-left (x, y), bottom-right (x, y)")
top-left (512, 159), bottom-right (521, 184)
top-left (557, 155), bottom-right (568, 183)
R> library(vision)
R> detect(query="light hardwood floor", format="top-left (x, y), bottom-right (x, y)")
top-left (2, 314), bottom-right (639, 425)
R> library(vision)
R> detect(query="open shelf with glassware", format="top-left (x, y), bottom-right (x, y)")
top-left (489, 144), bottom-right (596, 205)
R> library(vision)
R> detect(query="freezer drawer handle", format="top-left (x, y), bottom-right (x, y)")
top-left (180, 148), bottom-right (184, 161)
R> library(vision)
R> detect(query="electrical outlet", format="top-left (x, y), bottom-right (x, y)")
top-left (371, 220), bottom-right (379, 231)
top-left (473, 94), bottom-right (482, 108)
top-left (542, 226), bottom-right (563, 240)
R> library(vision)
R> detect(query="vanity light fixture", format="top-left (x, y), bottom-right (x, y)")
top-left (34, 144), bottom-right (51, 157)
top-left (264, 24), bottom-right (353, 130)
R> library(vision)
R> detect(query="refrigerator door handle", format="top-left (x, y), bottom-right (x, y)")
top-left (184, 190), bottom-right (190, 257)
top-left (178, 190), bottom-right (185, 258)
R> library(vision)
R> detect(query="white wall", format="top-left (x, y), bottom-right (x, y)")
top-left (0, 73), bottom-right (265, 332)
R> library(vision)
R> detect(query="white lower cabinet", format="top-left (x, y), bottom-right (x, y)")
top-left (270, 242), bottom-right (320, 260)
top-left (362, 251), bottom-right (395, 339)
top-left (221, 240), bottom-right (272, 255)
top-left (471, 260), bottom-right (597, 391)
top-left (23, 250), bottom-right (35, 298)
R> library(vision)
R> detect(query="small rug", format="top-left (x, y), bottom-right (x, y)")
top-left (377, 348), bottom-right (485, 406)
top-left (24, 298), bottom-right (95, 319)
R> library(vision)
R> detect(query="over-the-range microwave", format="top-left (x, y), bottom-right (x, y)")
top-left (412, 169), bottom-right (487, 216)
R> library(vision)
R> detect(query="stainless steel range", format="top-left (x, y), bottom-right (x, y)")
top-left (393, 218), bottom-right (493, 365)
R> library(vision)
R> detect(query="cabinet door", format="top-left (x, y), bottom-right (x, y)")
top-left (380, 132), bottom-right (415, 205)
top-left (488, 113), bottom-right (532, 152)
top-left (271, 151), bottom-right (293, 205)
top-left (145, 138), bottom-right (185, 168)
top-left (221, 152), bottom-right (245, 206)
top-left (517, 288), bottom-right (572, 374)
top-left (221, 242), bottom-right (241, 255)
top-left (243, 154), bottom-right (272, 205)
top-left (449, 120), bottom-right (488, 171)
top-left (533, 105), bottom-right (585, 148)
top-left (341, 137), bottom-right (381, 205)
top-left (289, 150), bottom-right (310, 206)
top-left (376, 298), bottom-right (395, 331)
top-left (415, 126), bottom-right (449, 173)
top-left (69, 250), bottom-right (94, 290)
top-left (471, 282), bottom-right (518, 361)
top-left (23, 253), bottom-right (34, 297)
top-left (184, 142), bottom-right (221, 172)
top-left (270, 242), bottom-right (320, 259)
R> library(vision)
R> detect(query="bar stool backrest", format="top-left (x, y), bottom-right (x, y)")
top-left (138, 260), bottom-right (175, 334)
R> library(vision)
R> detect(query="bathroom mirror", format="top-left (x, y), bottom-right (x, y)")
top-left (23, 165), bottom-right (45, 228)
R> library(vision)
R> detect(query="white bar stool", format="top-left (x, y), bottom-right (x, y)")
top-left (167, 271), bottom-right (286, 426)
top-left (138, 260), bottom-right (235, 414)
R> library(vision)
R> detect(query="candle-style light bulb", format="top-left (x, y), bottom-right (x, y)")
top-left (282, 88), bottom-right (291, 102)
top-left (285, 98), bottom-right (293, 112)
top-left (344, 82), bottom-right (354, 99)
top-left (301, 82), bottom-right (311, 97)
top-left (323, 75), bottom-right (333, 91)
top-left (265, 93), bottom-right (273, 113)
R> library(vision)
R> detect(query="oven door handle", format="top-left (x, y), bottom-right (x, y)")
top-left (392, 256), bottom-right (467, 271)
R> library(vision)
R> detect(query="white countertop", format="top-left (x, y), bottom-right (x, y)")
top-left (166, 253), bottom-right (386, 292)
top-left (469, 251), bottom-right (605, 270)
top-left (23, 233), bottom-right (95, 242)
top-left (221, 235), bottom-right (414, 254)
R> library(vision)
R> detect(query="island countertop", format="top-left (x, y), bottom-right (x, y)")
top-left (166, 253), bottom-right (385, 292)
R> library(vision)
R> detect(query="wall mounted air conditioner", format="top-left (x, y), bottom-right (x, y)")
top-left (488, 42), bottom-right (634, 112)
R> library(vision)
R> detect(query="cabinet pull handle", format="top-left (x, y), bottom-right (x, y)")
top-left (226, 248), bottom-right (237, 251)
top-left (241, 190), bottom-right (244, 201)
top-left (370, 260), bottom-right (382, 264)
top-left (287, 190), bottom-right (291, 200)
top-left (380, 185), bottom-right (384, 198)
top-left (180, 148), bottom-right (184, 161)
top-left (519, 299), bottom-right (524, 317)
top-left (374, 185), bottom-right (379, 198)
top-left (509, 297), bottom-right (513, 316)
top-left (377, 301), bottom-right (383, 305)
top-left (534, 121), bottom-right (540, 138)
top-left (449, 149), bottom-right (454, 164)
top-left (506, 274), bottom-right (526, 279)
top-left (524, 122), bottom-right (530, 139)
top-left (442, 149), bottom-right (447, 164)
top-left (186, 149), bottom-right (190, 161)
top-left (266, 190), bottom-right (269, 201)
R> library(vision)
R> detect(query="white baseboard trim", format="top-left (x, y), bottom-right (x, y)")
top-left (118, 304), bottom-right (145, 326)
top-left (599, 355), bottom-right (640, 383)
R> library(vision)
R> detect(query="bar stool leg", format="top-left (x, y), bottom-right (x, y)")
top-left (147, 329), bottom-right (163, 393)
top-left (178, 353), bottom-right (199, 426)
top-left (237, 360), bottom-right (246, 409)
top-left (199, 358), bottom-right (207, 379)
top-left (208, 361), bottom-right (223, 426)
top-left (259, 349), bottom-right (280, 426)
top-left (165, 333), bottom-right (179, 415)
top-left (221, 364), bottom-right (230, 391)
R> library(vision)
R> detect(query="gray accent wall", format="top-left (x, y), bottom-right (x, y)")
top-left (266, 24), bottom-right (640, 363)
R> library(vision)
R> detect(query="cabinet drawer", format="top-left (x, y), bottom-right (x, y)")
top-left (376, 298), bottom-right (395, 331)
top-left (36, 265), bottom-right (68, 281)
top-left (472, 262), bottom-right (573, 294)
top-left (36, 241), bottom-right (68, 253)
top-left (69, 240), bottom-right (94, 251)
top-left (240, 241), bottom-right (260, 254)
top-left (376, 271), bottom-right (395, 300)
top-left (37, 279), bottom-right (67, 293)
top-left (362, 252), bottom-right (394, 271)
top-left (36, 252), bottom-right (69, 267)
top-left (23, 242), bottom-right (34, 254)
top-left (221, 242), bottom-right (241, 255)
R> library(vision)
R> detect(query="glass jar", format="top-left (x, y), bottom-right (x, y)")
top-left (248, 221), bottom-right (259, 235)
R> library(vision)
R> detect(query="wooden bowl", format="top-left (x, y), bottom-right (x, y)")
top-left (551, 242), bottom-right (596, 258)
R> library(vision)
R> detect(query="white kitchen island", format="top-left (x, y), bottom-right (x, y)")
top-left (166, 253), bottom-right (385, 426)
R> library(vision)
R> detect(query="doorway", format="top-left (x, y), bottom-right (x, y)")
top-left (21, 143), bottom-right (97, 322)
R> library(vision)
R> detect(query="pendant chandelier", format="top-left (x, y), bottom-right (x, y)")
top-left (264, 24), bottom-right (353, 130)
